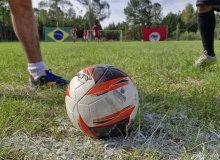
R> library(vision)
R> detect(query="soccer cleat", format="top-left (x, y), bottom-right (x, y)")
top-left (29, 69), bottom-right (70, 87)
top-left (192, 50), bottom-right (217, 68)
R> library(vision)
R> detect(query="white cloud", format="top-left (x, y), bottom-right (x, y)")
top-left (32, 0), bottom-right (198, 28)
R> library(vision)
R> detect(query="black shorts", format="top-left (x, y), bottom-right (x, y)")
top-left (95, 35), bottom-right (99, 38)
top-left (197, 0), bottom-right (220, 12)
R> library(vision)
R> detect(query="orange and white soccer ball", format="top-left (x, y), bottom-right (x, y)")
top-left (65, 64), bottom-right (139, 138)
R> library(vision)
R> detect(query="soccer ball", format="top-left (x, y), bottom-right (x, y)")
top-left (65, 64), bottom-right (139, 138)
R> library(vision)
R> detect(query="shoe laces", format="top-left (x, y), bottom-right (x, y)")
top-left (196, 53), bottom-right (207, 63)
top-left (46, 69), bottom-right (65, 83)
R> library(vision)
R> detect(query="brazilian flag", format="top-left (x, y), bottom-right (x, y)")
top-left (44, 27), bottom-right (73, 42)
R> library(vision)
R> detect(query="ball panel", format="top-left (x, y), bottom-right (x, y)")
top-left (69, 70), bottom-right (95, 102)
top-left (95, 69), bottom-right (114, 84)
top-left (108, 67), bottom-right (129, 79)
top-left (77, 103), bottom-right (93, 126)
top-left (90, 65), bottom-right (108, 83)
top-left (89, 105), bottom-right (135, 138)
top-left (86, 77), bottom-right (130, 97)
top-left (107, 78), bottom-right (137, 110)
top-left (78, 115), bottom-right (98, 138)
top-left (66, 84), bottom-right (70, 97)
top-left (65, 96), bottom-right (79, 129)
top-left (78, 93), bottom-right (106, 106)
top-left (88, 95), bottom-right (118, 125)
top-left (89, 117), bottom-right (130, 138)
top-left (95, 65), bottom-right (129, 85)
top-left (92, 105), bottom-right (135, 127)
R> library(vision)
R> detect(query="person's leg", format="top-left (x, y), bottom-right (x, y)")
top-left (8, 0), bottom-right (42, 63)
top-left (8, 0), bottom-right (69, 87)
top-left (197, 4), bottom-right (215, 56)
top-left (8, 0), bottom-right (47, 80)
top-left (193, 4), bottom-right (217, 68)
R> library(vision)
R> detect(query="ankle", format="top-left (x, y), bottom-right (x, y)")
top-left (28, 61), bottom-right (46, 79)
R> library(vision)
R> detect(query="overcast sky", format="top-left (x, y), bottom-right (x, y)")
top-left (32, 0), bottom-right (197, 28)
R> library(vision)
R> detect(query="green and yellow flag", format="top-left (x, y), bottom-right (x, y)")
top-left (44, 27), bottom-right (73, 42)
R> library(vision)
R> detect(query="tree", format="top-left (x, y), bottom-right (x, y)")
top-left (151, 3), bottom-right (163, 28)
top-left (181, 3), bottom-right (196, 31)
top-left (215, 12), bottom-right (220, 39)
top-left (76, 0), bottom-right (110, 30)
top-left (0, 1), bottom-right (12, 41)
top-left (139, 0), bottom-right (152, 28)
top-left (124, 0), bottom-right (141, 26)
top-left (124, 0), bottom-right (152, 39)
top-left (124, 0), bottom-right (152, 27)
top-left (38, 0), bottom-right (73, 27)
top-left (162, 12), bottom-right (182, 38)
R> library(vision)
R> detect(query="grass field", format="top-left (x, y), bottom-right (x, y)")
top-left (0, 41), bottom-right (220, 159)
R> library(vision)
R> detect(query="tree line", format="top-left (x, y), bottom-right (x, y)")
top-left (1, 0), bottom-right (220, 41)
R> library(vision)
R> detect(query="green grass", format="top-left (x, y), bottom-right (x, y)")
top-left (0, 41), bottom-right (220, 159)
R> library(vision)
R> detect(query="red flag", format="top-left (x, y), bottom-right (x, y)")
top-left (143, 26), bottom-right (167, 41)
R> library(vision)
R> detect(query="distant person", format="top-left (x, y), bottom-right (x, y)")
top-left (98, 31), bottom-right (101, 42)
top-left (75, 27), bottom-right (78, 39)
top-left (193, 1), bottom-right (219, 68)
top-left (93, 24), bottom-right (99, 43)
top-left (92, 26), bottom-right (95, 39)
top-left (71, 27), bottom-right (76, 43)
top-left (83, 30), bottom-right (89, 42)
top-left (6, 0), bottom-right (69, 87)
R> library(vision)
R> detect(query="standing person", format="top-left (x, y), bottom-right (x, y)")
top-left (93, 24), bottom-right (99, 43)
top-left (71, 27), bottom-right (76, 43)
top-left (83, 30), bottom-right (89, 42)
top-left (98, 31), bottom-right (101, 42)
top-left (193, 1), bottom-right (220, 68)
top-left (7, 0), bottom-right (69, 87)
top-left (75, 27), bottom-right (78, 40)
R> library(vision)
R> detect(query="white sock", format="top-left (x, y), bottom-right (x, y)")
top-left (28, 61), bottom-right (46, 80)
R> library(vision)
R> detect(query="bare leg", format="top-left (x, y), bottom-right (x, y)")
top-left (197, 4), bottom-right (213, 13)
top-left (8, 0), bottom-right (42, 63)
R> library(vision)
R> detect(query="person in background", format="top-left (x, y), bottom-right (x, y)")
top-left (83, 30), bottom-right (89, 42)
top-left (75, 27), bottom-right (78, 39)
top-left (98, 31), bottom-right (101, 42)
top-left (93, 24), bottom-right (99, 43)
top-left (7, 0), bottom-right (69, 87)
top-left (71, 27), bottom-right (76, 43)
top-left (193, 1), bottom-right (220, 68)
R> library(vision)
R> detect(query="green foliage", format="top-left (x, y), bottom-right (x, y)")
top-left (181, 3), bottom-right (196, 31)
top-left (151, 3), bottom-right (163, 28)
top-left (38, 0), bottom-right (73, 27)
top-left (0, 1), bottom-right (16, 41)
top-left (76, 0), bottom-right (110, 30)
top-left (124, 0), bottom-right (152, 40)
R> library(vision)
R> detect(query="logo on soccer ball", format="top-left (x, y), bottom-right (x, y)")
top-left (120, 88), bottom-right (125, 94)
top-left (149, 32), bottom-right (161, 41)
top-left (76, 69), bottom-right (92, 83)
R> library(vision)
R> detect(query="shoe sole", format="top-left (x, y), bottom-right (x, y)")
top-left (193, 61), bottom-right (217, 68)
